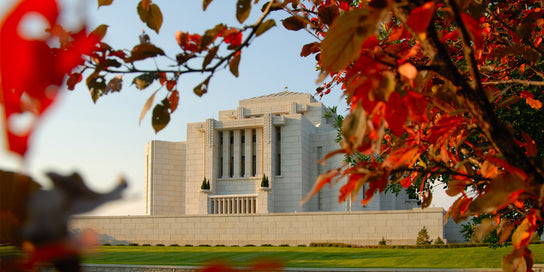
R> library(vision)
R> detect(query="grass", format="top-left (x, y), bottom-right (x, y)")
top-left (81, 244), bottom-right (544, 268)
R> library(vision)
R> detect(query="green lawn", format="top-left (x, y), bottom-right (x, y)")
top-left (82, 244), bottom-right (544, 268)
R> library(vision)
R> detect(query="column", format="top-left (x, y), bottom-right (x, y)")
top-left (222, 131), bottom-right (229, 178)
top-left (244, 129), bottom-right (252, 177)
top-left (233, 130), bottom-right (241, 178)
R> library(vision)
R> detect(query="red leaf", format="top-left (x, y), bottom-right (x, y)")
top-left (166, 80), bottom-right (176, 91)
top-left (168, 90), bottom-right (179, 113)
top-left (399, 176), bottom-right (411, 188)
top-left (406, 2), bottom-right (436, 37)
top-left (0, 0), bottom-right (98, 156)
top-left (461, 13), bottom-right (483, 50)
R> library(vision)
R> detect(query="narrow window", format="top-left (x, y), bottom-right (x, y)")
top-left (275, 127), bottom-right (281, 176)
top-left (219, 131), bottom-right (223, 178)
top-left (241, 131), bottom-right (245, 177)
top-left (229, 131), bottom-right (234, 178)
top-left (316, 146), bottom-right (323, 210)
top-left (252, 129), bottom-right (256, 176)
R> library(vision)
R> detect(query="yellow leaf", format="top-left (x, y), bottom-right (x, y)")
top-left (320, 7), bottom-right (387, 73)
top-left (255, 19), bottom-right (276, 36)
top-left (137, 0), bottom-right (163, 33)
top-left (202, 46), bottom-right (219, 69)
top-left (340, 105), bottom-right (367, 152)
top-left (139, 90), bottom-right (158, 124)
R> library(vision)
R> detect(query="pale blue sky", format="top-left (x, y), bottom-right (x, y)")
top-left (0, 0), bottom-right (454, 215)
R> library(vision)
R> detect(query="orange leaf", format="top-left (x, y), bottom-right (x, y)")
top-left (445, 195), bottom-right (472, 223)
top-left (468, 173), bottom-right (525, 215)
top-left (446, 179), bottom-right (469, 197)
top-left (398, 63), bottom-right (417, 80)
top-left (301, 169), bottom-right (340, 204)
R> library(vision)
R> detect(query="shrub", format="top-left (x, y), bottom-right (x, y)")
top-left (200, 177), bottom-right (210, 190)
top-left (156, 244), bottom-right (165, 246)
top-left (129, 243), bottom-right (139, 246)
top-left (434, 237), bottom-right (445, 245)
top-left (260, 175), bottom-right (269, 188)
top-left (279, 244), bottom-right (289, 247)
top-left (169, 244), bottom-right (179, 247)
top-left (378, 237), bottom-right (387, 246)
top-left (142, 243), bottom-right (151, 246)
top-left (230, 245), bottom-right (239, 247)
top-left (297, 244), bottom-right (307, 247)
top-left (244, 244), bottom-right (255, 247)
top-left (416, 227), bottom-right (432, 245)
top-left (214, 244), bottom-right (225, 247)
top-left (261, 244), bottom-right (273, 247)
top-left (184, 244), bottom-right (193, 247)
top-left (102, 243), bottom-right (111, 246)
top-left (198, 244), bottom-right (211, 247)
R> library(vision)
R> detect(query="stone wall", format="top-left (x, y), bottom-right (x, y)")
top-left (145, 141), bottom-right (186, 215)
top-left (71, 208), bottom-right (448, 246)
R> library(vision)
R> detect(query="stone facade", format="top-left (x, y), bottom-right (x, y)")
top-left (144, 91), bottom-right (418, 215)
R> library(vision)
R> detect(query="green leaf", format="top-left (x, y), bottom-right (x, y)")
top-left (152, 103), bottom-right (170, 133)
top-left (137, 0), bottom-right (163, 33)
top-left (132, 72), bottom-right (159, 90)
top-left (229, 53), bottom-right (241, 77)
top-left (90, 24), bottom-right (109, 42)
top-left (98, 0), bottom-right (113, 8)
top-left (202, 46), bottom-right (219, 69)
top-left (127, 43), bottom-right (165, 62)
top-left (193, 76), bottom-right (211, 97)
top-left (139, 90), bottom-right (158, 124)
top-left (203, 0), bottom-right (213, 10)
top-left (236, 0), bottom-right (251, 24)
top-left (320, 7), bottom-right (387, 73)
top-left (255, 19), bottom-right (276, 36)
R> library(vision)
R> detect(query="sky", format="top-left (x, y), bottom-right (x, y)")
top-left (0, 0), bottom-right (456, 215)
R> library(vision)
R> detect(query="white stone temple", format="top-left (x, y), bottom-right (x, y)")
top-left (144, 91), bottom-right (417, 215)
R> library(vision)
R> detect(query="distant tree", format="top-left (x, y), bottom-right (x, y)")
top-left (201, 177), bottom-right (210, 190)
top-left (416, 227), bottom-right (432, 245)
top-left (433, 237), bottom-right (444, 245)
top-left (260, 174), bottom-right (269, 188)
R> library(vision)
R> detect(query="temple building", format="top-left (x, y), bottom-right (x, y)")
top-left (143, 91), bottom-right (417, 215)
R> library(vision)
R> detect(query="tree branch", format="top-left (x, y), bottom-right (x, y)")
top-left (482, 80), bottom-right (544, 86)
top-left (428, 17), bottom-right (544, 186)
